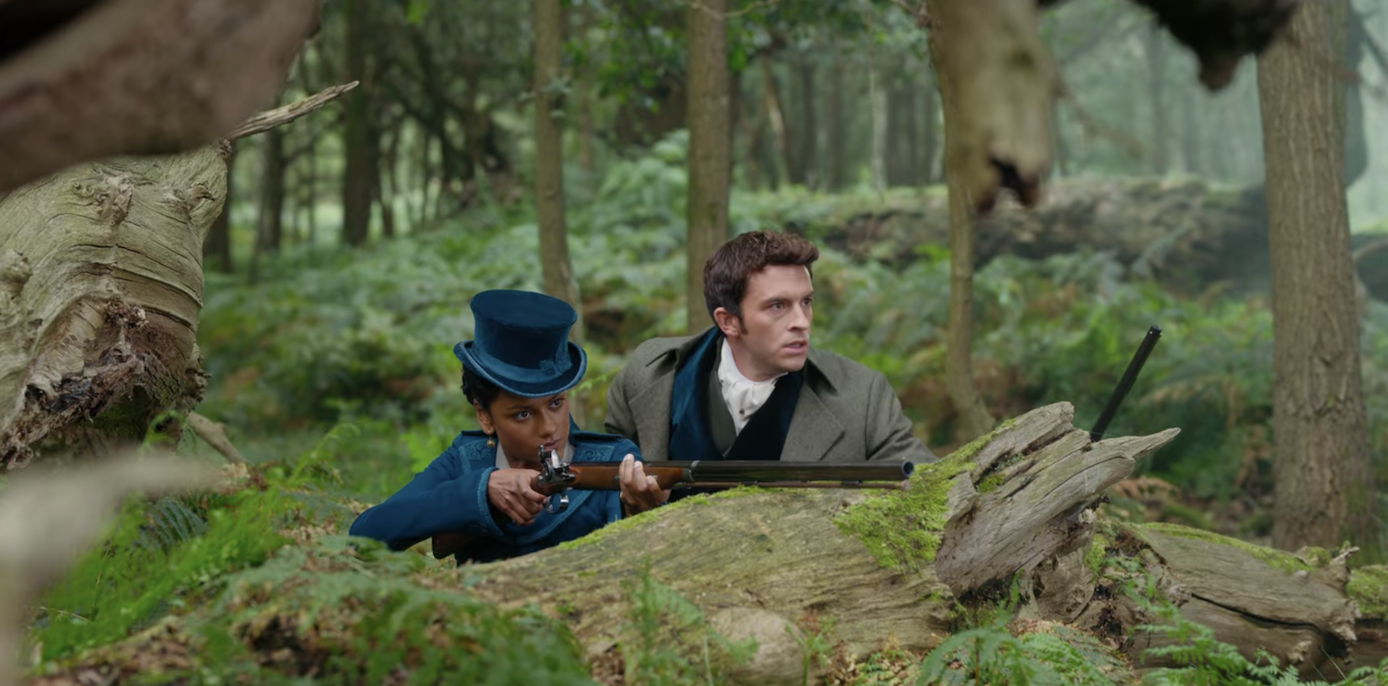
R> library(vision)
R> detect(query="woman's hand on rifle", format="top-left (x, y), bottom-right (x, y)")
top-left (619, 454), bottom-right (669, 516)
top-left (488, 468), bottom-right (546, 526)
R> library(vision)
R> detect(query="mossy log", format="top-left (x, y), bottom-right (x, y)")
top-left (448, 402), bottom-right (1388, 683)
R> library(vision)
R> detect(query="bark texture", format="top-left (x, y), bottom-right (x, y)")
top-left (532, 0), bottom-right (583, 342)
top-left (1257, 0), bottom-right (1375, 551)
top-left (0, 149), bottom-right (227, 466)
top-left (685, 0), bottom-right (731, 334)
top-left (0, 86), bottom-right (351, 468)
top-left (928, 10), bottom-right (996, 444)
top-left (0, 0), bottom-right (319, 195)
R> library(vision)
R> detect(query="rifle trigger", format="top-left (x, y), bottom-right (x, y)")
top-left (545, 493), bottom-right (569, 514)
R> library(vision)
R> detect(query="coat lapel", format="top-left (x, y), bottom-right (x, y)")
top-left (781, 382), bottom-right (844, 462)
top-left (630, 370), bottom-right (674, 462)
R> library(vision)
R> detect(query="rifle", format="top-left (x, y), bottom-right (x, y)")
top-left (430, 454), bottom-right (915, 560)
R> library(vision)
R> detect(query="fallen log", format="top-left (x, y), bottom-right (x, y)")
top-left (455, 401), bottom-right (1388, 683)
top-left (24, 402), bottom-right (1388, 684)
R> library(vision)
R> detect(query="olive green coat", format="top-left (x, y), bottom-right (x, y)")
top-left (604, 332), bottom-right (936, 464)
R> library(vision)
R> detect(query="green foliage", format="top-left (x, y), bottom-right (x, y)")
top-left (916, 622), bottom-right (1128, 686)
top-left (617, 568), bottom-right (756, 686)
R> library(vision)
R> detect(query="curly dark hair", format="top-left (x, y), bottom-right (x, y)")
top-left (702, 230), bottom-right (819, 323)
top-left (461, 367), bottom-right (502, 410)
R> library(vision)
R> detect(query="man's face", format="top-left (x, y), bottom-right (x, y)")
top-left (718, 264), bottom-right (814, 382)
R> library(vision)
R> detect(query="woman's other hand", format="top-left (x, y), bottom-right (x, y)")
top-left (618, 454), bottom-right (669, 516)
top-left (487, 468), bottom-right (546, 526)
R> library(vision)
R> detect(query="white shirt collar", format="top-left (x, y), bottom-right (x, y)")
top-left (717, 337), bottom-right (783, 435)
top-left (495, 438), bottom-right (574, 470)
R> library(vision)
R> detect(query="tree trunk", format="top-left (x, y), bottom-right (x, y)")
top-left (0, 0), bottom-right (318, 195)
top-left (869, 60), bottom-right (887, 193)
top-left (1146, 22), bottom-right (1169, 175)
top-left (533, 0), bottom-right (583, 343)
top-left (341, 0), bottom-right (374, 247)
top-left (250, 127), bottom-right (286, 283)
top-left (204, 144), bottom-right (236, 274)
top-left (789, 56), bottom-right (815, 188)
top-left (685, 0), bottom-right (731, 335)
top-left (0, 149), bottom-right (226, 466)
top-left (921, 69), bottom-right (939, 185)
top-left (1257, 0), bottom-right (1376, 552)
top-left (928, 4), bottom-right (996, 443)
top-left (1180, 81), bottom-right (1200, 175)
top-left (759, 59), bottom-right (792, 191)
top-left (823, 58), bottom-right (845, 192)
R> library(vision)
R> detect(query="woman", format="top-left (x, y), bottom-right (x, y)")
top-left (349, 289), bottom-right (667, 563)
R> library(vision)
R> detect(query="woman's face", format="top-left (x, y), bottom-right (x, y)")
top-left (475, 390), bottom-right (570, 470)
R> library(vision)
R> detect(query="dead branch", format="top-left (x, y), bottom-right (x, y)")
top-left (226, 82), bottom-right (360, 142)
top-left (185, 412), bottom-right (245, 464)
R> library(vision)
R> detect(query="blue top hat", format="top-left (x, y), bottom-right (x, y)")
top-left (453, 290), bottom-right (587, 398)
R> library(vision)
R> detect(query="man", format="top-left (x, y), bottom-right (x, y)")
top-left (605, 230), bottom-right (936, 467)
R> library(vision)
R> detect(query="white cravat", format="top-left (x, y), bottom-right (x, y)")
top-left (718, 338), bottom-right (783, 435)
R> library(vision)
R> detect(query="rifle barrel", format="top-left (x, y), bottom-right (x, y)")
top-left (1090, 325), bottom-right (1162, 441)
top-left (570, 460), bottom-right (913, 484)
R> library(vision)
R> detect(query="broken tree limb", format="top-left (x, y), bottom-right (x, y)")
top-left (0, 0), bottom-right (319, 194)
top-left (185, 411), bottom-right (245, 465)
top-left (226, 82), bottom-right (360, 142)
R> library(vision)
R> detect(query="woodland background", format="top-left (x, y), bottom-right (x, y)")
top-left (10, 0), bottom-right (1388, 683)
top-left (198, 0), bottom-right (1388, 550)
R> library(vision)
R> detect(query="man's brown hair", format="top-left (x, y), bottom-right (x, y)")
top-left (702, 230), bottom-right (819, 322)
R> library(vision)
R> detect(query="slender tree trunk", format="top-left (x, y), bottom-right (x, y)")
top-left (759, 58), bottom-right (791, 190)
top-left (927, 1), bottom-right (995, 443)
top-left (791, 56), bottom-right (815, 188)
top-left (377, 115), bottom-right (398, 240)
top-left (1181, 81), bottom-right (1200, 175)
top-left (903, 76), bottom-right (920, 186)
top-left (686, 0), bottom-right (731, 334)
top-left (737, 78), bottom-right (763, 190)
top-left (869, 59), bottom-right (887, 193)
top-left (250, 127), bottom-right (286, 283)
top-left (824, 58), bottom-right (845, 191)
top-left (921, 70), bottom-right (939, 185)
top-left (341, 0), bottom-right (373, 247)
top-left (1257, 0), bottom-right (1376, 552)
top-left (532, 0), bottom-right (583, 342)
top-left (1147, 22), bottom-right (1169, 174)
top-left (204, 144), bottom-right (235, 273)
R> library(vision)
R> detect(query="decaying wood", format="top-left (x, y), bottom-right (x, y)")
top-left (451, 403), bottom-right (1175, 682)
top-left (438, 402), bottom-right (1388, 683)
top-left (185, 411), bottom-right (245, 464)
top-left (0, 149), bottom-right (227, 466)
top-left (226, 82), bottom-right (360, 142)
top-left (0, 87), bottom-right (354, 467)
top-left (0, 0), bottom-right (319, 195)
